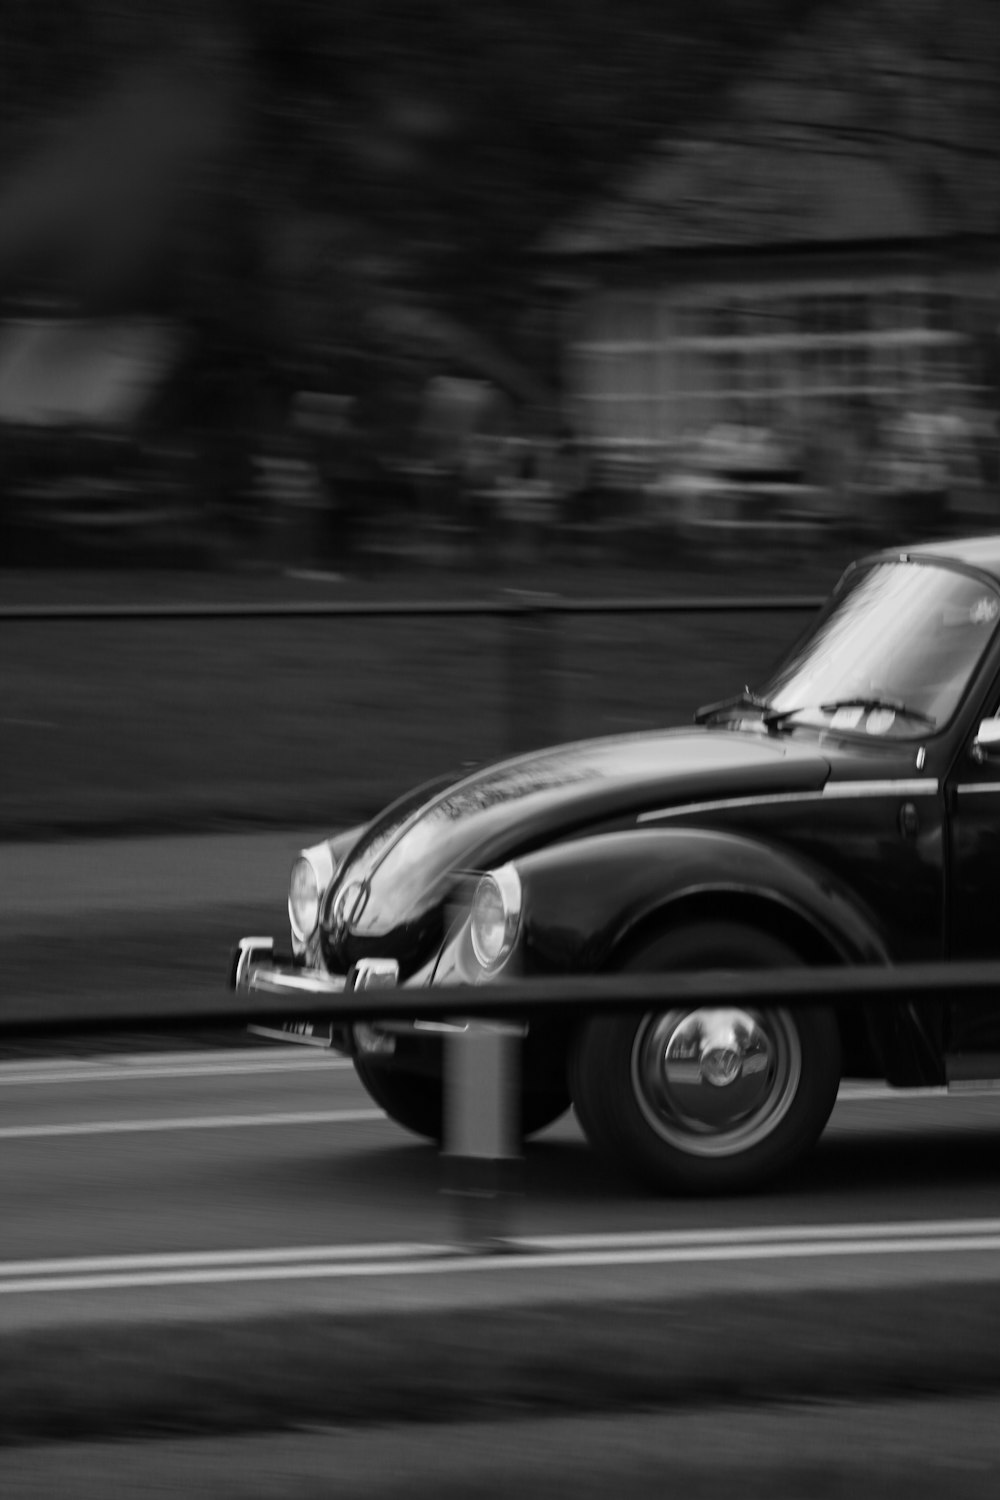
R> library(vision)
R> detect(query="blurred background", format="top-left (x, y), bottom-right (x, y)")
top-left (4, 20), bottom-right (1000, 1486)
top-left (0, 0), bottom-right (996, 581)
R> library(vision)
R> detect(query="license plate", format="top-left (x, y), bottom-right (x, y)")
top-left (247, 1020), bottom-right (336, 1048)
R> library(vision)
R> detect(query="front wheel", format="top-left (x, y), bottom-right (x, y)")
top-left (569, 922), bottom-right (841, 1194)
top-left (353, 1058), bottom-right (443, 1141)
top-left (353, 1056), bottom-right (571, 1143)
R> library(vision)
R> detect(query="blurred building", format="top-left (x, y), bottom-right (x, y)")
top-left (543, 23), bottom-right (1000, 541)
top-left (553, 236), bottom-right (997, 463)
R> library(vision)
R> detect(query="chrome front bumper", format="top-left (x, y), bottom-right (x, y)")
top-left (230, 937), bottom-right (342, 1047)
top-left (230, 937), bottom-right (401, 1050)
top-left (230, 937), bottom-right (401, 998)
top-left (230, 937), bottom-right (347, 998)
top-left (229, 936), bottom-right (524, 1056)
top-left (230, 935), bottom-right (517, 1054)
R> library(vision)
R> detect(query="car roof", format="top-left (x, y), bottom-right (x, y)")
top-left (868, 534), bottom-right (1000, 583)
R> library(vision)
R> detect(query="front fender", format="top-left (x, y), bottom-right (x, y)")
top-left (514, 827), bottom-right (891, 973)
top-left (292, 823), bottom-right (369, 960)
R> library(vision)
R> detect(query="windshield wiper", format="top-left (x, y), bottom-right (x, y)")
top-left (762, 696), bottom-right (937, 731)
top-left (694, 689), bottom-right (769, 725)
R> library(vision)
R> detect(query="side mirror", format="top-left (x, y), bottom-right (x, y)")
top-left (971, 719), bottom-right (1000, 764)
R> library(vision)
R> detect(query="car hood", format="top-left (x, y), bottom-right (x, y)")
top-left (327, 728), bottom-right (830, 951)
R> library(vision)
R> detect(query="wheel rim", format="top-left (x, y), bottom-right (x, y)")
top-left (630, 1006), bottom-right (802, 1158)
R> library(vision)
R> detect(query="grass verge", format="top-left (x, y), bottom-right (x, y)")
top-left (5, 1281), bottom-right (1000, 1447)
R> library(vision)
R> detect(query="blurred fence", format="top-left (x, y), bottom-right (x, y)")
top-left (0, 594), bottom-right (823, 838)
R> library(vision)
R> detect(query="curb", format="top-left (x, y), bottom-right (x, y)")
top-left (4, 1278), bottom-right (1000, 1447)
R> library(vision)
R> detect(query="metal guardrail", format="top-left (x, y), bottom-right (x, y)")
top-left (0, 595), bottom-right (825, 622)
top-left (3, 960), bottom-right (999, 1036)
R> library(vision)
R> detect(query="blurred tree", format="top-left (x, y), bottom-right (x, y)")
top-left (734, 0), bottom-right (1000, 234)
top-left (0, 0), bottom-right (821, 338)
top-left (0, 0), bottom-right (996, 482)
top-left (239, 0), bottom-right (826, 332)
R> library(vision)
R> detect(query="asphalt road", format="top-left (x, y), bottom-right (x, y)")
top-left (5, 1047), bottom-right (1000, 1334)
top-left (5, 827), bottom-right (1000, 1336)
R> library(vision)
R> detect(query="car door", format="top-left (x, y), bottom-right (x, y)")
top-left (945, 683), bottom-right (1000, 1075)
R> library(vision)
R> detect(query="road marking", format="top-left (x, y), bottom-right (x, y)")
top-left (5, 1218), bottom-right (998, 1280)
top-left (0, 1053), bottom-right (352, 1087)
top-left (836, 1082), bottom-right (947, 1101)
top-left (0, 1243), bottom-right (447, 1277)
top-left (286, 568), bottom-right (347, 584)
top-left (2, 1088), bottom-right (954, 1138)
top-left (0, 1108), bottom-right (385, 1139)
top-left (4, 1221), bottom-right (1000, 1295)
top-left (0, 1054), bottom-right (952, 1100)
top-left (514, 1217), bottom-right (1000, 1251)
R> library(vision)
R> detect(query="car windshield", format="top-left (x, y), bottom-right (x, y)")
top-left (757, 559), bottom-right (1000, 739)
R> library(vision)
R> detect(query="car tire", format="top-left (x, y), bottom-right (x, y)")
top-left (569, 921), bottom-right (841, 1194)
top-left (352, 1058), bottom-right (444, 1140)
top-left (353, 1057), bottom-right (570, 1143)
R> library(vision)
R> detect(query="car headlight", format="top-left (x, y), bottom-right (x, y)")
top-left (289, 858), bottom-right (320, 940)
top-left (288, 844), bottom-right (335, 941)
top-left (470, 864), bottom-right (522, 971)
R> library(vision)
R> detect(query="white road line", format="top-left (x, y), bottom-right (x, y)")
top-left (5, 1232), bottom-right (1000, 1295)
top-left (0, 1244), bottom-right (446, 1278)
top-left (515, 1217), bottom-right (1000, 1252)
top-left (0, 1054), bottom-right (351, 1087)
top-left (0, 1076), bottom-right (965, 1140)
top-left (5, 1219), bottom-right (998, 1281)
top-left (0, 1057), bottom-right (954, 1100)
top-left (836, 1082), bottom-right (948, 1101)
top-left (0, 1049), bottom-right (311, 1073)
top-left (0, 1108), bottom-right (385, 1139)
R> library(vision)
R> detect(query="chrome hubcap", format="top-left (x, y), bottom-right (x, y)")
top-left (631, 1006), bottom-right (801, 1157)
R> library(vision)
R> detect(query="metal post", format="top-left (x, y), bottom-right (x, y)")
top-left (504, 597), bottom-right (556, 754)
top-left (443, 1021), bottom-right (524, 1251)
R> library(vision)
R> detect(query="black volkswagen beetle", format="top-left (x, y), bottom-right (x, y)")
top-left (232, 536), bottom-right (1000, 1193)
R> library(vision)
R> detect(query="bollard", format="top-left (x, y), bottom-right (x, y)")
top-left (443, 1021), bottom-right (525, 1251)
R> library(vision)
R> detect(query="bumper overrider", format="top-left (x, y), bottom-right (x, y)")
top-left (229, 937), bottom-right (400, 1050)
